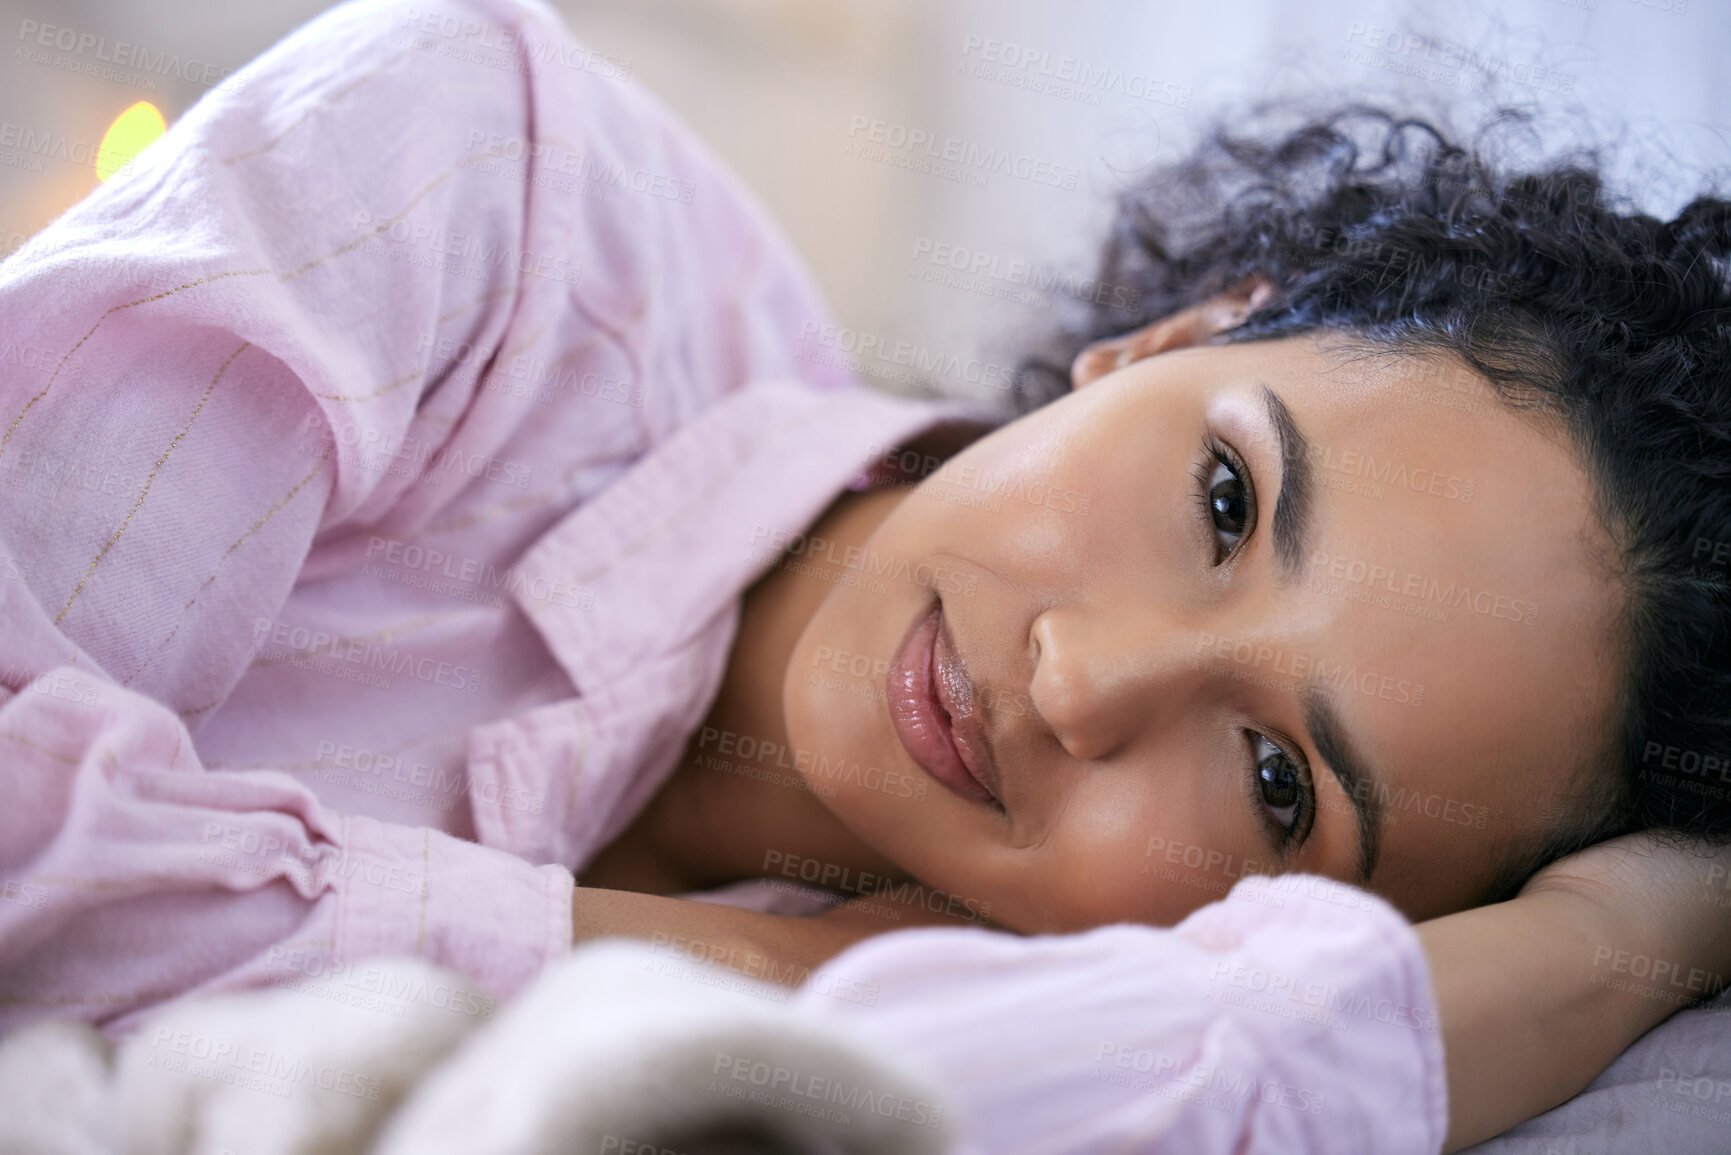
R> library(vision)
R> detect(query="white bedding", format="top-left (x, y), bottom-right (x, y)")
top-left (4, 938), bottom-right (1724, 1153)
top-left (0, 943), bottom-right (951, 1155)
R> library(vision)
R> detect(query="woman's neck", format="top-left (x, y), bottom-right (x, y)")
top-left (579, 482), bottom-right (917, 896)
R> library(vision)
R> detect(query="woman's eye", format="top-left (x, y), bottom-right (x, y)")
top-left (1207, 457), bottom-right (1248, 554)
top-left (1192, 440), bottom-right (1256, 566)
top-left (1253, 734), bottom-right (1303, 833)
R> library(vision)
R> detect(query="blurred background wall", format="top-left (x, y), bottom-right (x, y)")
top-left (2, 0), bottom-right (1726, 410)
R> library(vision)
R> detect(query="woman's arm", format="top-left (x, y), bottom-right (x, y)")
top-left (581, 836), bottom-right (1731, 1152)
top-left (571, 885), bottom-right (971, 984)
top-left (1421, 833), bottom-right (1731, 1151)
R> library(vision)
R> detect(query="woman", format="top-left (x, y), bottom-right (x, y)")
top-left (590, 109), bottom-right (1731, 930)
top-left (0, 0), bottom-right (1724, 1150)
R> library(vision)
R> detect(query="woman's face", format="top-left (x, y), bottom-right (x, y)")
top-left (782, 330), bottom-right (1626, 930)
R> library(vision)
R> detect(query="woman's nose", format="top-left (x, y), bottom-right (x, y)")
top-left (1028, 607), bottom-right (1198, 762)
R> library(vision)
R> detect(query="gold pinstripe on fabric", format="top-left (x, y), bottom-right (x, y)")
top-left (120, 460), bottom-right (329, 689)
top-left (272, 938), bottom-right (336, 952)
top-left (0, 730), bottom-right (80, 764)
top-left (244, 608), bottom-right (474, 671)
top-left (0, 269), bottom-right (272, 470)
top-left (5, 139), bottom-right (589, 722)
top-left (54, 341), bottom-right (252, 626)
top-left (307, 366), bottom-right (424, 404)
top-left (493, 318), bottom-right (553, 366)
top-left (279, 170), bottom-right (451, 284)
top-left (215, 72), bottom-right (380, 166)
top-left (176, 696), bottom-right (226, 722)
top-left (4, 117), bottom-right (564, 493)
top-left (414, 828), bottom-right (431, 957)
top-left (7, 149), bottom-right (531, 669)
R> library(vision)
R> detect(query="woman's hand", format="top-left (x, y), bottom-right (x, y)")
top-left (1421, 832), bottom-right (1731, 1152)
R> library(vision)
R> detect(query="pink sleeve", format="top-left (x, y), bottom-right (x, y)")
top-left (794, 875), bottom-right (1449, 1155)
top-left (0, 0), bottom-right (858, 1038)
top-left (0, 671), bottom-right (572, 1038)
top-left (0, 0), bottom-right (652, 1035)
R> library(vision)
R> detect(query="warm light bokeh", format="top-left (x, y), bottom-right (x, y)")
top-left (95, 101), bottom-right (167, 182)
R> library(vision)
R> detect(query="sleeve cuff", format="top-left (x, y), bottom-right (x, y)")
top-left (332, 814), bottom-right (573, 999)
top-left (1189, 874), bottom-right (1450, 1155)
top-left (791, 873), bottom-right (1449, 1155)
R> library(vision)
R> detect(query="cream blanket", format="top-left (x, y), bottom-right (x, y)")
top-left (0, 940), bottom-right (951, 1155)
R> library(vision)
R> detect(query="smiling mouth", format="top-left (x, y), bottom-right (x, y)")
top-left (886, 600), bottom-right (1003, 808)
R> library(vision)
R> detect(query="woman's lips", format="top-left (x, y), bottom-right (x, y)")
top-left (887, 602), bottom-right (1002, 808)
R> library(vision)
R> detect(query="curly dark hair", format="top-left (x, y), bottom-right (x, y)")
top-left (1015, 106), bottom-right (1731, 900)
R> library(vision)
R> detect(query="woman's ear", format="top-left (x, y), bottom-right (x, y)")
top-left (1069, 277), bottom-right (1275, 390)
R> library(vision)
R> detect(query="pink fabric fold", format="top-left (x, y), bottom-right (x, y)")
top-left (798, 874), bottom-right (1449, 1155)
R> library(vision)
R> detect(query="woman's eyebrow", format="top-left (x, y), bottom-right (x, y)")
top-left (1303, 687), bottom-right (1386, 884)
top-left (1260, 383), bottom-right (1313, 583)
